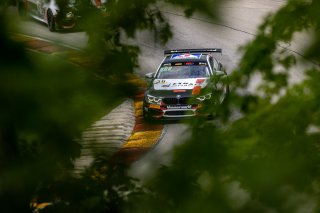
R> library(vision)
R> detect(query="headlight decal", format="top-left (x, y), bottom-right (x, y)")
top-left (196, 93), bottom-right (212, 101)
top-left (146, 95), bottom-right (162, 104)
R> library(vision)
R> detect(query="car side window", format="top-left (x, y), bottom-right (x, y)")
top-left (213, 58), bottom-right (221, 71)
top-left (208, 56), bottom-right (216, 76)
top-left (217, 60), bottom-right (223, 71)
top-left (208, 57), bottom-right (214, 70)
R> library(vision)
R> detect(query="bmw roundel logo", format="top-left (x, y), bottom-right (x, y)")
top-left (176, 95), bottom-right (181, 99)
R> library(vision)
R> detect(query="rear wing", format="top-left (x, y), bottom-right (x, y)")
top-left (164, 48), bottom-right (222, 56)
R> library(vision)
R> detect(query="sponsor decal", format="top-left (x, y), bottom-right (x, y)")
top-left (171, 54), bottom-right (202, 59)
top-left (153, 79), bottom-right (166, 84)
top-left (159, 66), bottom-right (172, 71)
top-left (196, 78), bottom-right (206, 84)
top-left (192, 86), bottom-right (201, 95)
top-left (153, 78), bottom-right (208, 90)
top-left (167, 105), bottom-right (192, 109)
top-left (171, 82), bottom-right (193, 87)
top-left (192, 78), bottom-right (206, 95)
top-left (149, 104), bottom-right (161, 109)
top-left (162, 83), bottom-right (171, 87)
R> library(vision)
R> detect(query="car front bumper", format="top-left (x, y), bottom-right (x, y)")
top-left (143, 102), bottom-right (201, 119)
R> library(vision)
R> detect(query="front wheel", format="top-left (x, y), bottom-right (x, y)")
top-left (47, 10), bottom-right (56, 32)
top-left (143, 107), bottom-right (150, 121)
top-left (142, 103), bottom-right (153, 123)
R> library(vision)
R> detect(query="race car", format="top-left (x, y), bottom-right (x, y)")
top-left (17, 0), bottom-right (81, 32)
top-left (143, 48), bottom-right (229, 120)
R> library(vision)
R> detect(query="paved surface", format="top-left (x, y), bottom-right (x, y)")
top-left (112, 93), bottom-right (164, 164)
top-left (11, 33), bottom-right (164, 174)
top-left (73, 99), bottom-right (135, 174)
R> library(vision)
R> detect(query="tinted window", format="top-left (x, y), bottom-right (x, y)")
top-left (213, 58), bottom-right (220, 70)
top-left (156, 62), bottom-right (210, 79)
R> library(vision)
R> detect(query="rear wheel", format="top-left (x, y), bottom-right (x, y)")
top-left (47, 10), bottom-right (56, 32)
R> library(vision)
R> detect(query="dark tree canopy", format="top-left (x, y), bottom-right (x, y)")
top-left (1, 0), bottom-right (320, 212)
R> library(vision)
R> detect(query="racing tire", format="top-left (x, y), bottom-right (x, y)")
top-left (142, 103), bottom-right (153, 123)
top-left (47, 10), bottom-right (56, 32)
top-left (143, 108), bottom-right (151, 122)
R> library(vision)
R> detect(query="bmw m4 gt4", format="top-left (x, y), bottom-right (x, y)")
top-left (143, 48), bottom-right (229, 120)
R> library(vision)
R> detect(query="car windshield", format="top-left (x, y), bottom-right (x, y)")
top-left (156, 62), bottom-right (210, 79)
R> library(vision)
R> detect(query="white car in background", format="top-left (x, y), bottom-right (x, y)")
top-left (17, 0), bottom-right (81, 32)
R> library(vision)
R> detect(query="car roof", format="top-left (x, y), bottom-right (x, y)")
top-left (162, 48), bottom-right (222, 64)
top-left (163, 53), bottom-right (208, 64)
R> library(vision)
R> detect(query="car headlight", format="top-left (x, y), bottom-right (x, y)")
top-left (196, 93), bottom-right (212, 101)
top-left (146, 94), bottom-right (162, 104)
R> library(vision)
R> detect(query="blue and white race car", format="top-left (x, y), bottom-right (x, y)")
top-left (143, 48), bottom-right (229, 120)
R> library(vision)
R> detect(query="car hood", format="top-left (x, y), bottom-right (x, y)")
top-left (151, 78), bottom-right (209, 91)
top-left (147, 78), bottom-right (210, 97)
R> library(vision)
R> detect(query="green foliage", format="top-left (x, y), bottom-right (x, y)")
top-left (31, 155), bottom-right (144, 213)
top-left (2, 0), bottom-right (320, 212)
top-left (154, 0), bottom-right (320, 212)
top-left (166, 0), bottom-right (218, 18)
top-left (0, 10), bottom-right (124, 211)
top-left (123, 0), bottom-right (320, 212)
top-left (233, 0), bottom-right (319, 90)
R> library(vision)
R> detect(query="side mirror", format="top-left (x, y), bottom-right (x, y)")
top-left (215, 70), bottom-right (226, 77)
top-left (145, 72), bottom-right (155, 79)
top-left (213, 71), bottom-right (228, 84)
